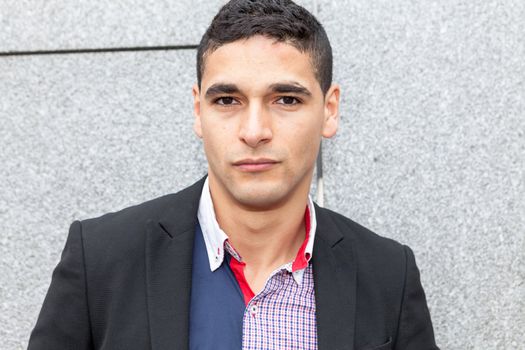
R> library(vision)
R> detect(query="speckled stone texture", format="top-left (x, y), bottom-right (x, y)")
top-left (0, 1), bottom-right (523, 349)
top-left (0, 0), bottom-right (313, 52)
top-left (0, 0), bottom-right (221, 51)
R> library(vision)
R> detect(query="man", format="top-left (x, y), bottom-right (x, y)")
top-left (28, 0), bottom-right (438, 349)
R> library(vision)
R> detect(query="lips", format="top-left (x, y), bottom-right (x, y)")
top-left (232, 158), bottom-right (279, 172)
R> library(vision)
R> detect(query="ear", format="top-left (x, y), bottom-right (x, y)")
top-left (321, 83), bottom-right (340, 138)
top-left (192, 84), bottom-right (203, 138)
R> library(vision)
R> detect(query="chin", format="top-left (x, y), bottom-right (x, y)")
top-left (231, 183), bottom-right (291, 210)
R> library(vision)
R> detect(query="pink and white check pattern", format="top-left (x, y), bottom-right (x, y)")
top-left (242, 264), bottom-right (317, 350)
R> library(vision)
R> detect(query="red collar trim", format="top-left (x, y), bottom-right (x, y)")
top-left (228, 205), bottom-right (313, 305)
top-left (291, 205), bottom-right (311, 272)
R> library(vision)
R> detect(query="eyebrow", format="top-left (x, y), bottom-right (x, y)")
top-left (268, 83), bottom-right (312, 96)
top-left (205, 83), bottom-right (240, 99)
top-left (204, 81), bottom-right (312, 99)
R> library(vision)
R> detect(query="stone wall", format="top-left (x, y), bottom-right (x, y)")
top-left (1, 1), bottom-right (523, 348)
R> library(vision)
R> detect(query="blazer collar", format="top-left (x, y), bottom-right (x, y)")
top-left (145, 176), bottom-right (206, 350)
top-left (313, 204), bottom-right (357, 350)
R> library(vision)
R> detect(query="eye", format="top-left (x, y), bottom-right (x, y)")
top-left (214, 97), bottom-right (239, 105)
top-left (276, 96), bottom-right (301, 105)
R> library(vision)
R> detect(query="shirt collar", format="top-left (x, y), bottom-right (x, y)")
top-left (197, 177), bottom-right (317, 283)
top-left (197, 178), bottom-right (230, 272)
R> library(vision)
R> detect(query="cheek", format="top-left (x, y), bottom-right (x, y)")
top-left (281, 116), bottom-right (323, 152)
top-left (280, 129), bottom-right (321, 173)
top-left (201, 118), bottom-right (234, 164)
top-left (202, 111), bottom-right (235, 136)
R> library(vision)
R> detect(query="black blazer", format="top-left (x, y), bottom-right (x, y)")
top-left (28, 177), bottom-right (438, 350)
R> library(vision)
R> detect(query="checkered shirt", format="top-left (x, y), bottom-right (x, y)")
top-left (240, 263), bottom-right (317, 349)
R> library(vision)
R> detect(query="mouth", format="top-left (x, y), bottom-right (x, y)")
top-left (232, 158), bottom-right (279, 172)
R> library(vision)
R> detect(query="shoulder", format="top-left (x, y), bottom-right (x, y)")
top-left (76, 177), bottom-right (205, 252)
top-left (316, 205), bottom-right (406, 252)
top-left (81, 192), bottom-right (179, 233)
top-left (315, 205), bottom-right (410, 272)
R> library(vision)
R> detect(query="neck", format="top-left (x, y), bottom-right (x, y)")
top-left (208, 177), bottom-right (310, 271)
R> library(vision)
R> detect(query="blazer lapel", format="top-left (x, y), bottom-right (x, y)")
top-left (145, 178), bottom-right (206, 350)
top-left (313, 205), bottom-right (357, 350)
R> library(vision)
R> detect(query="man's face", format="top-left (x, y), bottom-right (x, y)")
top-left (193, 35), bottom-right (339, 210)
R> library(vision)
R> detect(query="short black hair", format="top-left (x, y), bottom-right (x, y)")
top-left (197, 0), bottom-right (333, 94)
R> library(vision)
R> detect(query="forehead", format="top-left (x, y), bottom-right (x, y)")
top-left (201, 36), bottom-right (319, 92)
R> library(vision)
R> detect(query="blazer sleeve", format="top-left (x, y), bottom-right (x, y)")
top-left (28, 221), bottom-right (93, 350)
top-left (394, 246), bottom-right (440, 350)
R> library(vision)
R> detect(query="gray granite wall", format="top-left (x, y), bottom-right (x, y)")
top-left (1, 1), bottom-right (523, 349)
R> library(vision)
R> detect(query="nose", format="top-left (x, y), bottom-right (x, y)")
top-left (238, 103), bottom-right (273, 148)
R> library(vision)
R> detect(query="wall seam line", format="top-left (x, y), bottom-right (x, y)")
top-left (0, 44), bottom-right (198, 57)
